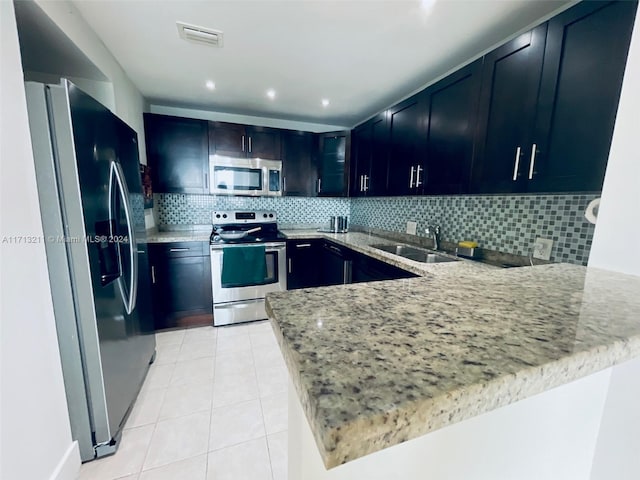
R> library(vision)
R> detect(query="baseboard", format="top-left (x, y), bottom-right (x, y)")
top-left (48, 441), bottom-right (81, 480)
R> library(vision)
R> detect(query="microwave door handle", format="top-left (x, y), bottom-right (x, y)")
top-left (109, 161), bottom-right (138, 314)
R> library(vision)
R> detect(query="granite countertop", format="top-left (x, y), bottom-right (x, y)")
top-left (146, 228), bottom-right (211, 243)
top-left (265, 263), bottom-right (640, 468)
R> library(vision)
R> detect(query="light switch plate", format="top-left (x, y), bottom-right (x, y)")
top-left (406, 221), bottom-right (417, 235)
top-left (533, 237), bottom-right (553, 260)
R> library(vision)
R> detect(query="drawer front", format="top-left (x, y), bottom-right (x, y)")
top-left (151, 241), bottom-right (208, 258)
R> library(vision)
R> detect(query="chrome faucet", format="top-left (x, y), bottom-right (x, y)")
top-left (425, 224), bottom-right (441, 251)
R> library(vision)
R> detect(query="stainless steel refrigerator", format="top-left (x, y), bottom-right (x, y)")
top-left (25, 80), bottom-right (156, 462)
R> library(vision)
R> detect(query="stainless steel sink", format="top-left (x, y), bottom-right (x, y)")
top-left (371, 244), bottom-right (459, 263)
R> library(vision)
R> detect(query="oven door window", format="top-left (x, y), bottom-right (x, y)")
top-left (221, 250), bottom-right (279, 288)
top-left (214, 166), bottom-right (262, 192)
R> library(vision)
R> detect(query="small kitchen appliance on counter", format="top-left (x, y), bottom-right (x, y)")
top-left (210, 210), bottom-right (287, 326)
top-left (455, 241), bottom-right (479, 259)
top-left (319, 215), bottom-right (349, 233)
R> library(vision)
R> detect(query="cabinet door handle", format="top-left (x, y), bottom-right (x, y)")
top-left (326, 244), bottom-right (342, 254)
top-left (528, 143), bottom-right (537, 180)
top-left (409, 166), bottom-right (415, 188)
top-left (169, 247), bottom-right (190, 252)
top-left (364, 175), bottom-right (369, 192)
top-left (248, 136), bottom-right (252, 153)
top-left (204, 172), bottom-right (208, 189)
top-left (512, 146), bottom-right (522, 181)
top-left (288, 258), bottom-right (292, 274)
top-left (296, 243), bottom-right (312, 248)
top-left (359, 175), bottom-right (363, 192)
top-left (318, 178), bottom-right (321, 193)
top-left (283, 176), bottom-right (286, 192)
top-left (151, 265), bottom-right (156, 284)
top-left (241, 135), bottom-right (245, 152)
top-left (415, 165), bottom-right (423, 187)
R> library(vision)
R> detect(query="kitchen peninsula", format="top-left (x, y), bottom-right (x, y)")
top-left (266, 251), bottom-right (640, 479)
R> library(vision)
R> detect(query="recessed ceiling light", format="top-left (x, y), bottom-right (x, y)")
top-left (322, 99), bottom-right (330, 107)
top-left (266, 89), bottom-right (276, 100)
top-left (421, 0), bottom-right (436, 11)
top-left (206, 80), bottom-right (215, 90)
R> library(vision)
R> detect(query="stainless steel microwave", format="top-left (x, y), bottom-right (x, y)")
top-left (209, 155), bottom-right (282, 196)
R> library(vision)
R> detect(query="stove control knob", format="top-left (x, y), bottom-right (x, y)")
top-left (263, 213), bottom-right (267, 218)
top-left (216, 214), bottom-right (221, 218)
top-left (269, 213), bottom-right (274, 218)
top-left (222, 214), bottom-right (227, 218)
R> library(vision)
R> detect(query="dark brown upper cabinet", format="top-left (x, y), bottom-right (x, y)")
top-left (350, 122), bottom-right (371, 197)
top-left (281, 130), bottom-right (318, 196)
top-left (470, 24), bottom-right (548, 194)
top-left (529, 0), bottom-right (637, 193)
top-left (387, 94), bottom-right (428, 196)
top-left (144, 113), bottom-right (209, 194)
top-left (208, 121), bottom-right (281, 160)
top-left (471, 0), bottom-right (636, 194)
top-left (317, 131), bottom-right (351, 197)
top-left (351, 113), bottom-right (388, 197)
top-left (422, 59), bottom-right (483, 195)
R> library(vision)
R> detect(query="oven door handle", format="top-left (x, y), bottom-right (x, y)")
top-left (210, 243), bottom-right (286, 254)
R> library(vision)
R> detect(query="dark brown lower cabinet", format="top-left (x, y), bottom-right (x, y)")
top-left (351, 251), bottom-right (417, 283)
top-left (149, 242), bottom-right (213, 330)
top-left (287, 240), bottom-right (416, 289)
top-left (286, 240), bottom-right (322, 289)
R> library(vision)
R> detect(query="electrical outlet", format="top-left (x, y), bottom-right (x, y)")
top-left (533, 237), bottom-right (553, 261)
top-left (406, 221), bottom-right (417, 235)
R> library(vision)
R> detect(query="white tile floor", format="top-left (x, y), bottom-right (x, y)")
top-left (79, 321), bottom-right (288, 480)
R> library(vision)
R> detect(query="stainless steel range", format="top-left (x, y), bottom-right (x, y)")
top-left (210, 210), bottom-right (287, 326)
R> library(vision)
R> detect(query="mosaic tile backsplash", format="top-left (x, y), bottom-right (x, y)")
top-left (351, 194), bottom-right (598, 265)
top-left (156, 194), bottom-right (350, 226)
top-left (156, 193), bottom-right (597, 266)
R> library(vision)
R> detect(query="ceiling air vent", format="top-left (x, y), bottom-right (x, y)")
top-left (177, 21), bottom-right (224, 47)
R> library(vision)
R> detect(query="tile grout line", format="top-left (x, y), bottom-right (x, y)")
top-left (137, 331), bottom-right (185, 476)
top-left (205, 330), bottom-right (218, 480)
top-left (251, 328), bottom-right (277, 480)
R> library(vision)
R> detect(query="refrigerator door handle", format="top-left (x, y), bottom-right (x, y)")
top-left (109, 161), bottom-right (138, 314)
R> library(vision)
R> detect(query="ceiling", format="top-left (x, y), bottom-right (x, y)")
top-left (72, 0), bottom-right (572, 127)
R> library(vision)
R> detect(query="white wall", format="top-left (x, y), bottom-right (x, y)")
top-left (0, 1), bottom-right (80, 479)
top-left (289, 370), bottom-right (612, 480)
top-left (33, 0), bottom-right (155, 229)
top-left (588, 8), bottom-right (640, 276)
top-left (150, 104), bottom-right (346, 133)
top-left (590, 357), bottom-right (640, 480)
top-left (587, 11), bottom-right (640, 479)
